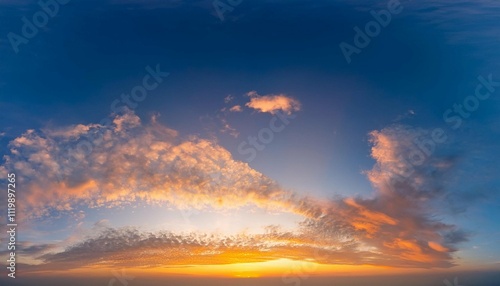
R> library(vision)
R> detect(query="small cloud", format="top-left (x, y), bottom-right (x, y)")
top-left (394, 109), bottom-right (417, 122)
top-left (74, 211), bottom-right (86, 221)
top-left (246, 90), bottom-right (258, 97)
top-left (245, 91), bottom-right (301, 115)
top-left (224, 95), bottom-right (234, 104)
top-left (220, 118), bottom-right (239, 138)
top-left (94, 219), bottom-right (110, 228)
top-left (229, 105), bottom-right (242, 112)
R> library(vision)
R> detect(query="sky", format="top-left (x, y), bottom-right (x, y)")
top-left (0, 0), bottom-right (500, 285)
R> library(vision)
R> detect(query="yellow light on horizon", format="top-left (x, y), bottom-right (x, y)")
top-left (22, 258), bottom-right (438, 279)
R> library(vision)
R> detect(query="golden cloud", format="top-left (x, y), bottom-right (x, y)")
top-left (245, 91), bottom-right (301, 115)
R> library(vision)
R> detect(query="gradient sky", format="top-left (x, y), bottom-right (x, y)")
top-left (1, 0), bottom-right (500, 285)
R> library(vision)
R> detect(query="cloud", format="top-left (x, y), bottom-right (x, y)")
top-left (229, 105), bottom-right (242, 112)
top-left (0, 110), bottom-right (293, 219)
top-left (291, 125), bottom-right (468, 267)
top-left (394, 109), bottom-right (416, 122)
top-left (0, 242), bottom-right (58, 258)
top-left (210, 91), bottom-right (300, 138)
top-left (355, 125), bottom-right (468, 266)
top-left (205, 96), bottom-right (243, 138)
top-left (0, 119), bottom-right (468, 270)
top-left (245, 91), bottom-right (301, 115)
top-left (219, 118), bottom-right (240, 137)
top-left (224, 95), bottom-right (234, 104)
top-left (35, 226), bottom-right (362, 270)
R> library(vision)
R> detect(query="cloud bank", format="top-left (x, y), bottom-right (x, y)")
top-left (0, 113), bottom-right (467, 270)
top-left (0, 110), bottom-right (294, 219)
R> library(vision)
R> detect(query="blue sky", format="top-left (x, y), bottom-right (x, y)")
top-left (1, 0), bottom-right (500, 284)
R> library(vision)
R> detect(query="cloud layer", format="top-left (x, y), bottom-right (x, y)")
top-left (0, 110), bottom-right (292, 219)
top-left (0, 114), bottom-right (467, 271)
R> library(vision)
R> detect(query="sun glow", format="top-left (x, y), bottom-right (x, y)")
top-left (111, 259), bottom-right (403, 278)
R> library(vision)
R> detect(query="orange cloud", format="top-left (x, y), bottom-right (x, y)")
top-left (245, 91), bottom-right (301, 115)
top-left (428, 241), bottom-right (449, 252)
top-left (1, 111), bottom-right (297, 219)
top-left (344, 198), bottom-right (397, 236)
top-left (229, 105), bottom-right (242, 112)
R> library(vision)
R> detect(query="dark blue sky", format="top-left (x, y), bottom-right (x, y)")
top-left (2, 0), bottom-right (499, 194)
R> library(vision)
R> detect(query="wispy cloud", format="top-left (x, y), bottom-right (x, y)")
top-left (229, 105), bottom-right (242, 112)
